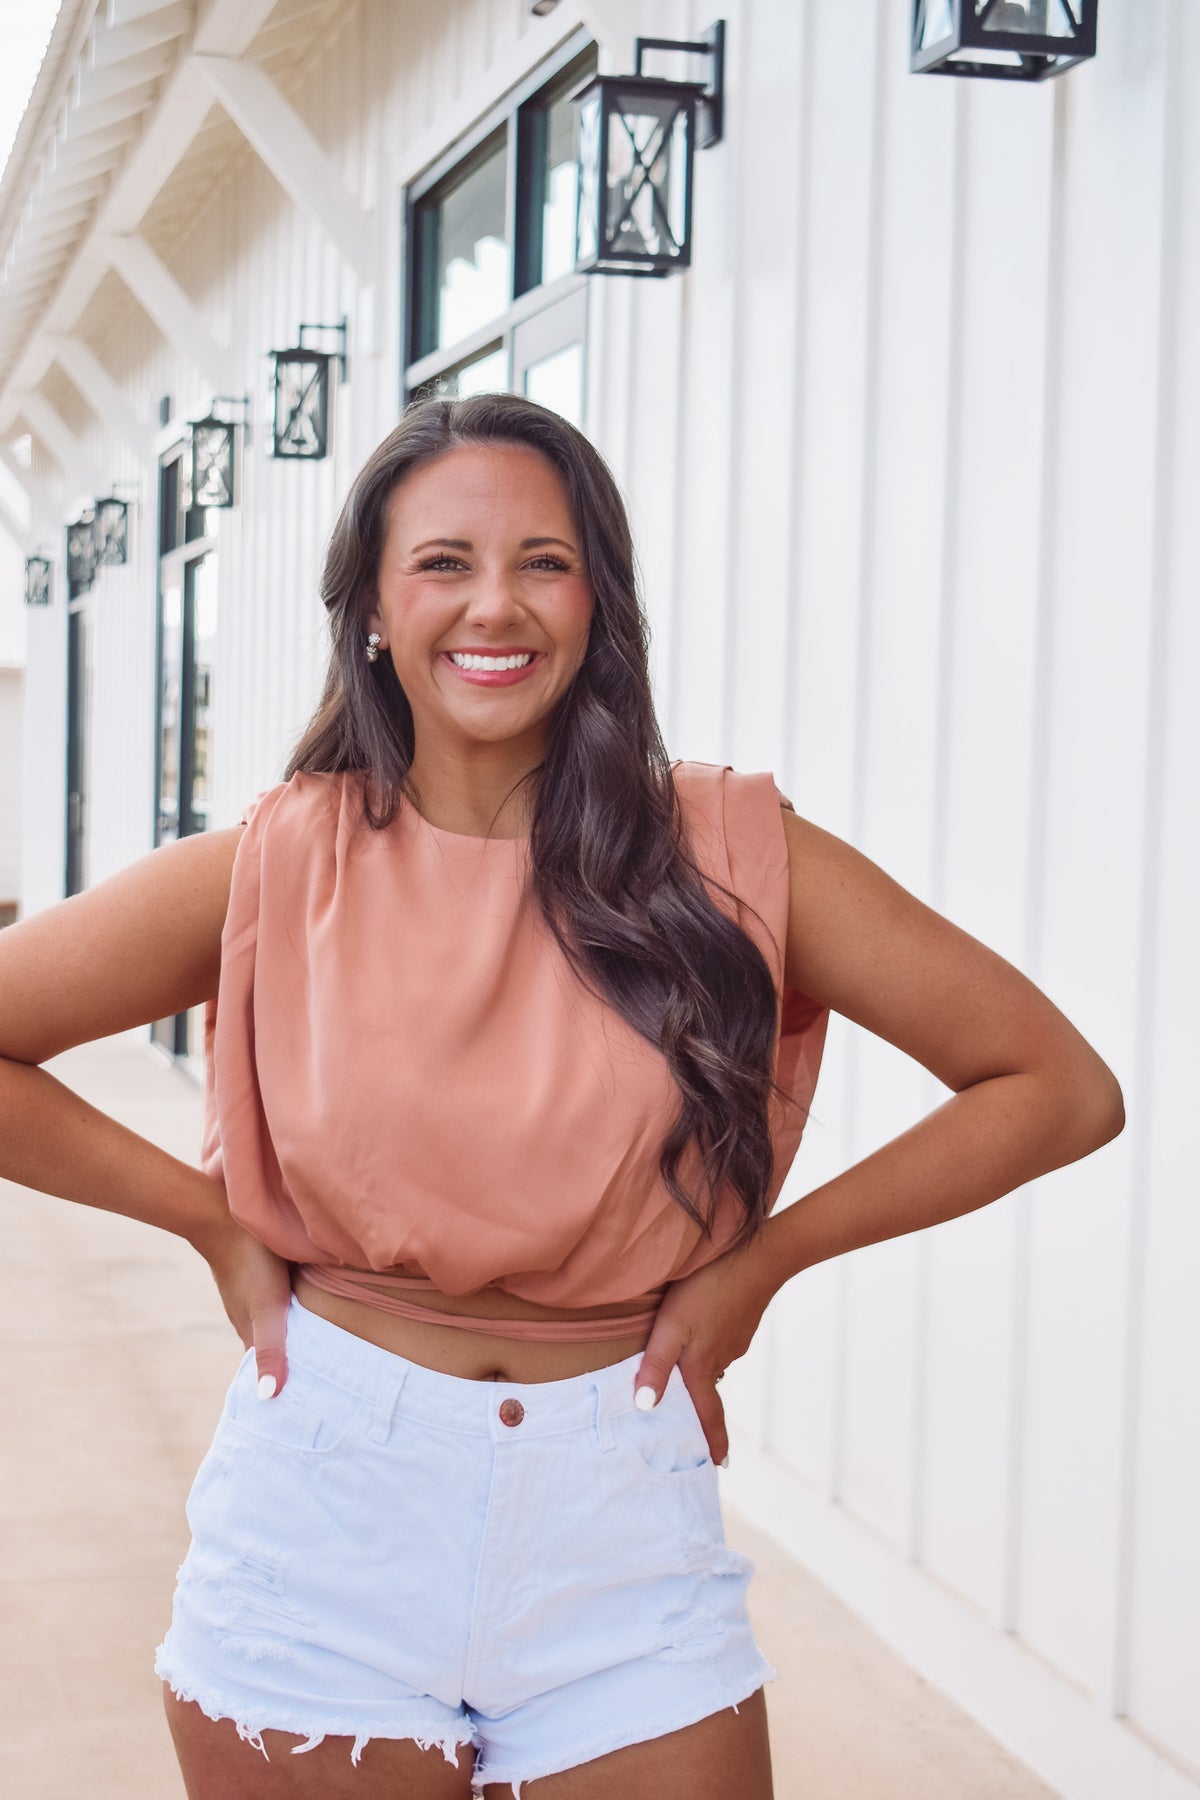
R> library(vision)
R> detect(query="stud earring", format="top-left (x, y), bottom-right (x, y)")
top-left (365, 632), bottom-right (382, 662)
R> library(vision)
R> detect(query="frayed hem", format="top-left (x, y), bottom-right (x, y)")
top-left (468, 1671), bottom-right (777, 1798)
top-left (154, 1651), bottom-right (478, 1770)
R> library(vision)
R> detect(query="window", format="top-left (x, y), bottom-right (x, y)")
top-left (404, 30), bottom-right (596, 428)
top-left (152, 442), bottom-right (219, 1069)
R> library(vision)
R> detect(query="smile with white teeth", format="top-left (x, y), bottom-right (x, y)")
top-left (448, 651), bottom-right (535, 671)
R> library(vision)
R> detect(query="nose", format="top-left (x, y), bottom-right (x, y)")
top-left (459, 573), bottom-right (524, 628)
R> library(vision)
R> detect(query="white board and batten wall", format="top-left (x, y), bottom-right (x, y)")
top-left (10, 2), bottom-right (1197, 1797)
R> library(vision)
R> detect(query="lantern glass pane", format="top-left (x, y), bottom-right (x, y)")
top-left (920, 0), bottom-right (955, 47)
top-left (948, 45), bottom-right (1028, 63)
top-left (979, 0), bottom-right (1079, 35)
top-left (25, 558), bottom-right (50, 605)
top-left (192, 421), bottom-right (234, 507)
top-left (605, 90), bottom-right (690, 263)
top-left (429, 135), bottom-right (511, 352)
top-left (95, 500), bottom-right (128, 566)
top-left (576, 91), bottom-right (601, 264)
top-left (274, 354), bottom-right (329, 456)
top-left (67, 517), bottom-right (97, 593)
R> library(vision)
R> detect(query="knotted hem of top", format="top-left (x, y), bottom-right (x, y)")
top-left (154, 1650), bottom-right (480, 1771)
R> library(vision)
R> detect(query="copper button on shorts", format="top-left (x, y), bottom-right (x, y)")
top-left (498, 1398), bottom-right (524, 1427)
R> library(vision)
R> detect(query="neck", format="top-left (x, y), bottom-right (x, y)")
top-left (407, 741), bottom-right (542, 838)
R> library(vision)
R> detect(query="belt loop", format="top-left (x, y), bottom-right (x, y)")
top-left (367, 1368), bottom-right (409, 1445)
top-left (592, 1376), bottom-right (616, 1453)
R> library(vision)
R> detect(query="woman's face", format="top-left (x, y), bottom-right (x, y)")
top-left (367, 442), bottom-right (594, 763)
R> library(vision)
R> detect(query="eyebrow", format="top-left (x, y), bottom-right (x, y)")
top-left (409, 536), bottom-right (578, 554)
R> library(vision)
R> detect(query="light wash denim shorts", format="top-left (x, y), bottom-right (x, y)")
top-left (154, 1293), bottom-right (777, 1797)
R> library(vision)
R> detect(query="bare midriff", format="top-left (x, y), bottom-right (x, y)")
top-left (290, 1267), bottom-right (659, 1384)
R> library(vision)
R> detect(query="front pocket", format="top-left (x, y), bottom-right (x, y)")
top-left (220, 1352), bottom-right (369, 1455)
top-left (609, 1394), bottom-right (714, 1484)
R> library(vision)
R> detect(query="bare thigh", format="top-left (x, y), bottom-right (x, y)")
top-left (479, 1686), bottom-right (773, 1800)
top-left (162, 1689), bottom-right (478, 1800)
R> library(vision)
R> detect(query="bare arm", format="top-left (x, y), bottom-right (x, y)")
top-left (758, 805), bottom-right (1125, 1289)
top-left (0, 826), bottom-right (245, 1244)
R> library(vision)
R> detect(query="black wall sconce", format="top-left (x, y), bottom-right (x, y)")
top-left (66, 510), bottom-right (97, 594)
top-left (570, 21), bottom-right (725, 278)
top-left (912, 0), bottom-right (1097, 81)
top-left (94, 484), bottom-right (138, 566)
top-left (24, 552), bottom-right (51, 607)
top-left (186, 395), bottom-right (252, 508)
top-left (269, 318), bottom-right (348, 459)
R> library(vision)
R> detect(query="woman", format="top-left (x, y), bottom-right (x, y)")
top-left (0, 393), bottom-right (1123, 1800)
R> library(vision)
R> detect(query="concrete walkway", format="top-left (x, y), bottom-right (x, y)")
top-left (0, 1036), bottom-right (1059, 1799)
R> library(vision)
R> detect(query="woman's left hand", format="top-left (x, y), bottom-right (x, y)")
top-left (631, 1234), bottom-right (778, 1468)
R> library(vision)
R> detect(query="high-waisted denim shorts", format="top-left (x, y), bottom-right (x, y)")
top-left (154, 1293), bottom-right (777, 1796)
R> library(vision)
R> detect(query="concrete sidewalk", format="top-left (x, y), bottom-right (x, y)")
top-left (0, 1036), bottom-right (1058, 1799)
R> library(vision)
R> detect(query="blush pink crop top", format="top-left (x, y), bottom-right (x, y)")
top-left (198, 761), bottom-right (829, 1341)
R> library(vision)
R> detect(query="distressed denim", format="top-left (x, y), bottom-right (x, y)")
top-left (155, 1293), bottom-right (776, 1796)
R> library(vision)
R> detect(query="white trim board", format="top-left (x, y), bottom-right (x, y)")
top-left (723, 1440), bottom-right (1200, 1800)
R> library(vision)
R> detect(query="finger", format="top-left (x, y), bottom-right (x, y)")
top-left (252, 1301), bottom-right (290, 1400)
top-left (684, 1383), bottom-right (729, 1468)
top-left (632, 1327), bottom-right (686, 1409)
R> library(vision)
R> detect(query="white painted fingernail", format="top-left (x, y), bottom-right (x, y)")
top-left (719, 1454), bottom-right (730, 1468)
top-left (257, 1374), bottom-right (277, 1400)
top-left (634, 1385), bottom-right (657, 1411)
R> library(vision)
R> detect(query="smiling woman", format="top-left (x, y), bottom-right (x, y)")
top-left (0, 387), bottom-right (1121, 1800)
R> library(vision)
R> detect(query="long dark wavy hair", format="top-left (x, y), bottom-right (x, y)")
top-left (285, 392), bottom-right (781, 1250)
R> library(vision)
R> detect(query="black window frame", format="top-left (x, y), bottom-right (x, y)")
top-left (402, 28), bottom-right (597, 406)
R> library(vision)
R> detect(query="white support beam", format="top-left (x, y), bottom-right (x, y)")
top-left (193, 0), bottom-right (283, 57)
top-left (16, 393), bottom-right (107, 498)
top-left (0, 490), bottom-right (32, 557)
top-left (99, 232), bottom-right (234, 393)
top-left (98, 58), bottom-right (214, 235)
top-left (45, 335), bottom-right (157, 464)
top-left (192, 54), bottom-right (376, 284)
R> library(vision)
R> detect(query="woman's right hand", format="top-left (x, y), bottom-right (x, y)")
top-left (189, 1210), bottom-right (294, 1399)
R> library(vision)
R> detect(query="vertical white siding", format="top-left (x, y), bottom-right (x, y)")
top-left (0, 667), bottom-right (22, 905)
top-left (10, 1), bottom-right (1197, 1794)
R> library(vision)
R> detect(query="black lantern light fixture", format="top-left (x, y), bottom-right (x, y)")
top-left (912, 1), bottom-right (1097, 81)
top-left (570, 21), bottom-right (725, 278)
top-left (185, 395), bottom-right (252, 509)
top-left (269, 318), bottom-right (348, 460)
top-left (66, 509), bottom-right (98, 593)
top-left (24, 551), bottom-right (51, 607)
top-left (93, 485), bottom-right (137, 567)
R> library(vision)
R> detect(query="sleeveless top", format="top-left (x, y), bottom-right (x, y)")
top-left (198, 761), bottom-right (829, 1340)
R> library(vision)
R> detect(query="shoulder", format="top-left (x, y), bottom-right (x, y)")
top-left (670, 759), bottom-right (793, 812)
top-left (236, 768), bottom-right (349, 832)
top-left (669, 761), bottom-right (794, 867)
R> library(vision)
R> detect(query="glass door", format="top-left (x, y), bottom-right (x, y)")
top-left (152, 447), bottom-right (218, 1064)
top-left (64, 598), bottom-right (92, 897)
